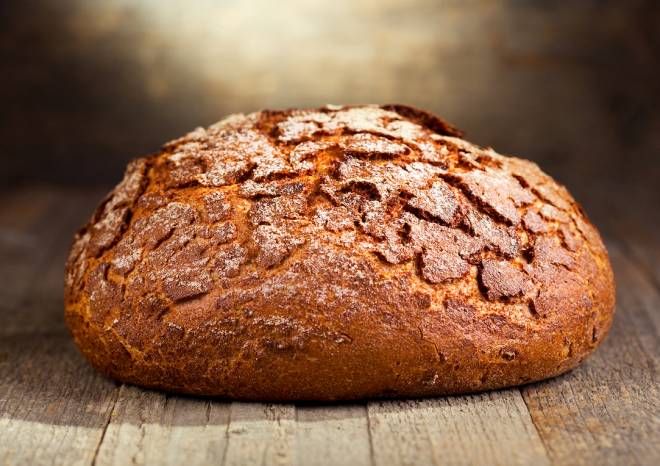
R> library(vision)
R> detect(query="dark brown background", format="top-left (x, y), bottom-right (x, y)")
top-left (2, 0), bottom-right (659, 203)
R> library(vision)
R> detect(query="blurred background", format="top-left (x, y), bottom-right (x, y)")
top-left (1, 0), bottom-right (658, 218)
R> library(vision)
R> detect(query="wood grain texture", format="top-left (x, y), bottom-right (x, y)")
top-left (1, 187), bottom-right (659, 466)
top-left (95, 385), bottom-right (230, 466)
top-left (223, 403), bottom-right (296, 466)
top-left (367, 392), bottom-right (550, 466)
top-left (295, 405), bottom-right (371, 466)
top-left (0, 187), bottom-right (105, 334)
top-left (0, 334), bottom-right (118, 466)
top-left (521, 243), bottom-right (660, 466)
top-left (0, 188), bottom-right (121, 466)
top-left (603, 204), bottom-right (660, 289)
top-left (0, 187), bottom-right (59, 320)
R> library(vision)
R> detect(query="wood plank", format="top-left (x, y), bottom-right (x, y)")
top-left (222, 403), bottom-right (296, 466)
top-left (94, 392), bottom-right (370, 466)
top-left (608, 242), bottom-right (660, 342)
top-left (2, 186), bottom-right (657, 466)
top-left (367, 390), bottom-right (550, 466)
top-left (294, 404), bottom-right (371, 466)
top-left (0, 187), bottom-right (121, 466)
top-left (0, 187), bottom-right (103, 334)
top-left (11, 189), bottom-right (100, 334)
top-left (0, 187), bottom-right (57, 318)
top-left (604, 207), bottom-right (660, 289)
top-left (94, 385), bottom-right (230, 466)
top-left (521, 242), bottom-right (660, 466)
top-left (0, 333), bottom-right (118, 466)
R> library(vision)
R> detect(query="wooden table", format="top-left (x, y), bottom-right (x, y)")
top-left (1, 186), bottom-right (658, 466)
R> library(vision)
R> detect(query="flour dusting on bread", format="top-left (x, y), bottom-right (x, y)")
top-left (65, 104), bottom-right (615, 400)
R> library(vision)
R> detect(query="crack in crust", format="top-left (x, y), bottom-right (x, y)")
top-left (64, 104), bottom-right (615, 400)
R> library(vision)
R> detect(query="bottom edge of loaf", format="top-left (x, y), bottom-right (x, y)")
top-left (67, 311), bottom-right (612, 401)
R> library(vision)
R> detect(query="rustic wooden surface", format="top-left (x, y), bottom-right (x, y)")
top-left (2, 0), bottom-right (658, 463)
top-left (0, 186), bottom-right (658, 466)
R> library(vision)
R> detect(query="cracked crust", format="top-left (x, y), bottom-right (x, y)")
top-left (64, 104), bottom-right (615, 400)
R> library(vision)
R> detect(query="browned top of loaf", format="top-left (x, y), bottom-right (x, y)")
top-left (64, 105), bottom-right (613, 384)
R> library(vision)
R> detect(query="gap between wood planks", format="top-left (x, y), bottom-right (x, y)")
top-left (85, 390), bottom-right (550, 466)
top-left (365, 404), bottom-right (376, 466)
top-left (91, 386), bottom-right (121, 466)
top-left (2, 187), bottom-right (659, 466)
top-left (0, 187), bottom-right (548, 466)
top-left (519, 394), bottom-right (553, 461)
top-left (218, 400), bottom-right (231, 466)
top-left (0, 187), bottom-right (123, 466)
top-left (519, 240), bottom-right (660, 465)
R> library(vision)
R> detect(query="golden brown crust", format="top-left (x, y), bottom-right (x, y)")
top-left (64, 104), bottom-right (615, 400)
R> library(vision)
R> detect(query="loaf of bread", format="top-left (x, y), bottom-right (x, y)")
top-left (65, 105), bottom-right (615, 400)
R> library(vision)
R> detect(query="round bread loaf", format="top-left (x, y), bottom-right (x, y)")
top-left (65, 105), bottom-right (615, 400)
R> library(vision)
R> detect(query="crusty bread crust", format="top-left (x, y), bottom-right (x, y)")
top-left (64, 105), bottom-right (615, 400)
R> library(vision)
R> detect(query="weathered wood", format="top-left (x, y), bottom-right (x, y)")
top-left (604, 207), bottom-right (660, 289)
top-left (0, 188), bottom-right (120, 466)
top-left (0, 187), bottom-right (103, 334)
top-left (367, 391), bottom-right (550, 466)
top-left (222, 403), bottom-right (296, 466)
top-left (94, 395), bottom-right (370, 466)
top-left (521, 242), bottom-right (660, 466)
top-left (0, 187), bottom-right (56, 319)
top-left (295, 404), bottom-right (371, 466)
top-left (94, 385), bottom-right (230, 466)
top-left (0, 333), bottom-right (118, 466)
top-left (2, 187), bottom-right (660, 466)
